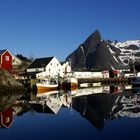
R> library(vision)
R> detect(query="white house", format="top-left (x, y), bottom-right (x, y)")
top-left (27, 57), bottom-right (62, 78)
top-left (27, 57), bottom-right (71, 78)
top-left (12, 55), bottom-right (23, 69)
top-left (61, 61), bottom-right (71, 75)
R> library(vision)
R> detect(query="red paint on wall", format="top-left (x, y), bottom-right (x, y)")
top-left (0, 50), bottom-right (13, 71)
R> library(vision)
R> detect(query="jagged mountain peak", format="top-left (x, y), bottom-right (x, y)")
top-left (66, 30), bottom-right (102, 69)
top-left (83, 30), bottom-right (101, 44)
top-left (66, 30), bottom-right (140, 71)
top-left (82, 30), bottom-right (101, 50)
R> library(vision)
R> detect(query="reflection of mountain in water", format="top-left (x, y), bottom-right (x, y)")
top-left (70, 85), bottom-right (132, 97)
top-left (29, 91), bottom-right (72, 114)
top-left (111, 93), bottom-right (140, 119)
top-left (72, 90), bottom-right (140, 130)
top-left (1, 86), bottom-right (140, 130)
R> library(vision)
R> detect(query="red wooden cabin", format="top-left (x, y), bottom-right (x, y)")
top-left (0, 50), bottom-right (13, 71)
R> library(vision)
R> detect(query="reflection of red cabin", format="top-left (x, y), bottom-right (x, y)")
top-left (109, 70), bottom-right (120, 78)
top-left (0, 50), bottom-right (13, 71)
top-left (0, 108), bottom-right (13, 128)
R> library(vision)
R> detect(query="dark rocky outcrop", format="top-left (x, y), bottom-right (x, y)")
top-left (86, 41), bottom-right (124, 70)
top-left (66, 30), bottom-right (101, 70)
top-left (66, 30), bottom-right (126, 70)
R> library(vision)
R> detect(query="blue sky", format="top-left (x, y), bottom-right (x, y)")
top-left (0, 0), bottom-right (140, 61)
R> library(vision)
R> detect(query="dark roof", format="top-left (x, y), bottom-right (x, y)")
top-left (0, 50), bottom-right (7, 55)
top-left (28, 57), bottom-right (54, 68)
top-left (60, 62), bottom-right (65, 65)
top-left (16, 54), bottom-right (31, 62)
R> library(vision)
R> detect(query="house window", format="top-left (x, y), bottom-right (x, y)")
top-left (6, 117), bottom-right (10, 123)
top-left (5, 56), bottom-right (9, 61)
top-left (35, 68), bottom-right (39, 72)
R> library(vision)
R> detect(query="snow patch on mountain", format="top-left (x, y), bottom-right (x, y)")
top-left (109, 40), bottom-right (140, 65)
top-left (80, 45), bottom-right (85, 54)
top-left (111, 40), bottom-right (140, 48)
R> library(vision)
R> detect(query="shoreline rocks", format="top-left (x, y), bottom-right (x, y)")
top-left (0, 68), bottom-right (25, 93)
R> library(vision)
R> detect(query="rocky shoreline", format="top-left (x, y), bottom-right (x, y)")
top-left (0, 69), bottom-right (25, 93)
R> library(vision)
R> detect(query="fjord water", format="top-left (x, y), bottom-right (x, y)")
top-left (0, 85), bottom-right (140, 140)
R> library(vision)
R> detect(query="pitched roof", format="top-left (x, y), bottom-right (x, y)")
top-left (28, 57), bottom-right (54, 68)
top-left (16, 54), bottom-right (31, 62)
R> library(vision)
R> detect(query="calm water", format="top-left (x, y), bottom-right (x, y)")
top-left (0, 85), bottom-right (140, 140)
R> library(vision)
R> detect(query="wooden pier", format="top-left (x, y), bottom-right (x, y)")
top-left (17, 77), bottom-right (136, 92)
top-left (78, 77), bottom-right (135, 85)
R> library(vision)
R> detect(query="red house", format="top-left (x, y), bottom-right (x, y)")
top-left (0, 50), bottom-right (13, 71)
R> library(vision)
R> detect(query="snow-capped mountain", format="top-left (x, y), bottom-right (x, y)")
top-left (66, 30), bottom-right (140, 71)
top-left (109, 40), bottom-right (140, 66)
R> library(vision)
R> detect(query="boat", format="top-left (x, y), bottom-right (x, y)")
top-left (36, 90), bottom-right (59, 97)
top-left (36, 78), bottom-right (58, 93)
top-left (62, 77), bottom-right (78, 90)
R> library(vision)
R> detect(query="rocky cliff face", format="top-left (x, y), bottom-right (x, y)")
top-left (66, 30), bottom-right (140, 71)
top-left (0, 69), bottom-right (24, 92)
top-left (66, 30), bottom-right (101, 69)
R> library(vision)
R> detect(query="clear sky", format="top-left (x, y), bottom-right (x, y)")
top-left (0, 0), bottom-right (140, 61)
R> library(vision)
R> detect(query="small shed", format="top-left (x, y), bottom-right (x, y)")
top-left (0, 50), bottom-right (13, 71)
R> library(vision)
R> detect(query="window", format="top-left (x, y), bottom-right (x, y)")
top-left (5, 56), bottom-right (9, 61)
top-left (6, 117), bottom-right (10, 123)
top-left (35, 68), bottom-right (39, 72)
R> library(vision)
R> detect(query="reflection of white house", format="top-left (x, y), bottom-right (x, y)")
top-left (27, 57), bottom-right (71, 78)
top-left (35, 92), bottom-right (71, 113)
top-left (44, 93), bottom-right (63, 114)
top-left (124, 71), bottom-right (135, 77)
top-left (70, 87), bottom-right (103, 97)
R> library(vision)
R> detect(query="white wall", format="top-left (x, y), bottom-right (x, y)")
top-left (12, 56), bottom-right (22, 66)
top-left (45, 57), bottom-right (62, 77)
top-left (27, 68), bottom-right (44, 73)
top-left (36, 57), bottom-right (63, 78)
top-left (62, 61), bottom-right (71, 75)
top-left (73, 71), bottom-right (103, 79)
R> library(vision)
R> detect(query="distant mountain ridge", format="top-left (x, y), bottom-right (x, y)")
top-left (66, 30), bottom-right (140, 71)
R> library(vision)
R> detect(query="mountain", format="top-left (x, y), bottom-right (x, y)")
top-left (66, 30), bottom-right (140, 71)
top-left (110, 40), bottom-right (140, 70)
